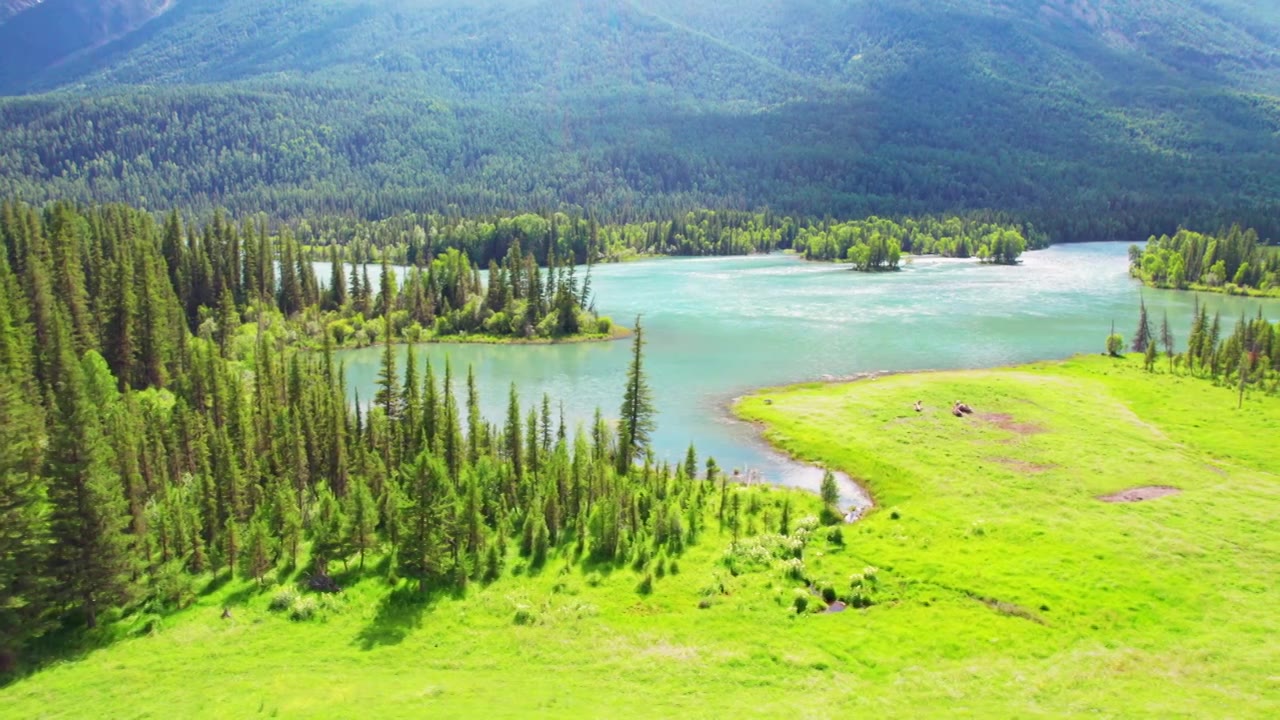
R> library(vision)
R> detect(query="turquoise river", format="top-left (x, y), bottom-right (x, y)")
top-left (333, 244), bottom-right (1279, 511)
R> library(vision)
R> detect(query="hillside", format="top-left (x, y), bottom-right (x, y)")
top-left (0, 0), bottom-right (1279, 240)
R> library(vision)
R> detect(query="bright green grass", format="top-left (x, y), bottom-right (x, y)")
top-left (4, 355), bottom-right (1279, 718)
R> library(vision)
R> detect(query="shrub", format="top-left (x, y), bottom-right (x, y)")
top-left (631, 544), bottom-right (651, 572)
top-left (793, 592), bottom-right (810, 614)
top-left (269, 587), bottom-right (300, 612)
top-left (289, 596), bottom-right (319, 621)
top-left (584, 571), bottom-right (604, 588)
top-left (781, 557), bottom-right (806, 582)
top-left (821, 586), bottom-right (838, 604)
top-left (482, 311), bottom-right (510, 335)
top-left (1106, 332), bottom-right (1124, 357)
top-left (151, 560), bottom-right (197, 610)
top-left (636, 573), bottom-right (654, 595)
top-left (827, 527), bottom-right (845, 546)
top-left (513, 606), bottom-right (537, 626)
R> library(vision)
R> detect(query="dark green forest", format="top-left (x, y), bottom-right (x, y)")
top-left (0, 200), bottom-right (773, 669)
top-left (1, 0), bottom-right (1279, 241)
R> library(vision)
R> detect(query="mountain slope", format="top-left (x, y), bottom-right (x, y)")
top-left (0, 0), bottom-right (173, 90)
top-left (0, 0), bottom-right (1278, 241)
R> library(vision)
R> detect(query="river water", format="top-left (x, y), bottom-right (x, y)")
top-left (330, 244), bottom-right (1279, 510)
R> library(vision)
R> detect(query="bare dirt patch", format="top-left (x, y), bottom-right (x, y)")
top-left (977, 412), bottom-right (1046, 436)
top-left (977, 597), bottom-right (1047, 625)
top-left (988, 457), bottom-right (1056, 474)
top-left (1098, 486), bottom-right (1182, 503)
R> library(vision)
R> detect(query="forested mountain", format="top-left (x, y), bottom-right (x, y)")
top-left (1, 0), bottom-right (1279, 241)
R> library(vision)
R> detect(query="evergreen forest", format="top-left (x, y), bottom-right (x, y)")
top-left (1, 0), bottom-right (1279, 243)
top-left (0, 200), bottom-right (764, 667)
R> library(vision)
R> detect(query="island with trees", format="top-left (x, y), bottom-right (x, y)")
top-left (794, 214), bottom-right (1042, 271)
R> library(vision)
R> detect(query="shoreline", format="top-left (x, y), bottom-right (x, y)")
top-left (723, 369), bottom-right (940, 523)
top-left (725, 362), bottom-right (1071, 523)
top-left (319, 324), bottom-right (632, 353)
top-left (1134, 277), bottom-right (1280, 299)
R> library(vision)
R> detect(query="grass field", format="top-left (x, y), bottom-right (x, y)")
top-left (3, 355), bottom-right (1278, 718)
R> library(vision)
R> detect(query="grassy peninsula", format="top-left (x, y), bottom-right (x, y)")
top-left (735, 354), bottom-right (1280, 715)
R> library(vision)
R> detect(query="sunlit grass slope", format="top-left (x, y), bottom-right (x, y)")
top-left (3, 354), bottom-right (1278, 717)
top-left (736, 354), bottom-right (1280, 716)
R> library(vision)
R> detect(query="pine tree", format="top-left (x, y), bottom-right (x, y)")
top-left (401, 343), bottom-right (421, 459)
top-left (374, 314), bottom-right (400, 425)
top-left (327, 245), bottom-right (347, 310)
top-left (277, 232), bottom-right (303, 316)
top-left (398, 452), bottom-right (451, 592)
top-left (466, 365), bottom-right (483, 464)
top-left (345, 475), bottom-right (378, 570)
top-left (349, 256), bottom-right (363, 314)
top-left (44, 345), bottom-right (135, 629)
top-left (422, 359), bottom-right (439, 451)
top-left (104, 243), bottom-right (137, 387)
top-left (242, 513), bottom-right (274, 585)
top-left (276, 484), bottom-right (303, 568)
top-left (1161, 311), bottom-right (1175, 373)
top-left (617, 315), bottom-right (656, 472)
top-left (441, 360), bottom-right (463, 480)
top-left (540, 393), bottom-right (553, 454)
top-left (0, 261), bottom-right (51, 654)
top-left (820, 469), bottom-right (840, 510)
top-left (506, 383), bottom-right (523, 479)
top-left (1132, 298), bottom-right (1153, 352)
top-left (311, 486), bottom-right (346, 573)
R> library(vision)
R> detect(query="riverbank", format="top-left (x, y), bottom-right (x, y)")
top-left (305, 322), bottom-right (631, 354)
top-left (731, 353), bottom-right (1280, 713)
top-left (409, 322), bottom-right (632, 346)
top-left (1135, 277), bottom-right (1280, 298)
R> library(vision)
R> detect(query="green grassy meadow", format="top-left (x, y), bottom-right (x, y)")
top-left (3, 355), bottom-right (1278, 718)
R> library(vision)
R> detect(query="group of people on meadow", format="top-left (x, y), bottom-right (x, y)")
top-left (912, 399), bottom-right (974, 417)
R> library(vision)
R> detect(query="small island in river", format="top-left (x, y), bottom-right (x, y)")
top-left (794, 214), bottom-right (1042, 271)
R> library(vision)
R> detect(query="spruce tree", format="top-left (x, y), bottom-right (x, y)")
top-left (45, 344), bottom-right (135, 629)
top-left (345, 475), bottom-right (378, 570)
top-left (242, 513), bottom-right (274, 585)
top-left (506, 383), bottom-right (523, 479)
top-left (374, 314), bottom-right (400, 425)
top-left (398, 452), bottom-right (451, 592)
top-left (0, 264), bottom-right (51, 654)
top-left (820, 469), bottom-right (840, 510)
top-left (466, 365), bottom-right (483, 464)
top-left (327, 245), bottom-right (347, 310)
top-left (441, 360), bottom-right (463, 480)
top-left (1132, 298), bottom-right (1153, 352)
top-left (617, 315), bottom-right (656, 472)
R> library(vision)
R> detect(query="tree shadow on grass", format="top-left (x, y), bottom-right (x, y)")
top-left (354, 581), bottom-right (454, 651)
